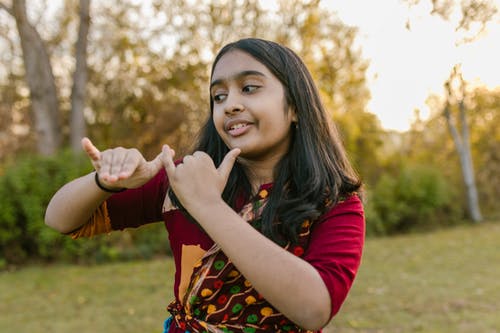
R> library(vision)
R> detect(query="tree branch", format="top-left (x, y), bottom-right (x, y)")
top-left (443, 102), bottom-right (464, 155)
top-left (443, 80), bottom-right (464, 153)
top-left (0, 2), bottom-right (14, 16)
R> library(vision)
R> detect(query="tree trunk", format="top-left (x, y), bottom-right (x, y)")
top-left (457, 99), bottom-right (482, 222)
top-left (444, 79), bottom-right (483, 223)
top-left (70, 0), bottom-right (90, 153)
top-left (12, 0), bottom-right (61, 156)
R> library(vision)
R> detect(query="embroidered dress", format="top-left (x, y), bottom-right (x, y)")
top-left (68, 170), bottom-right (364, 333)
top-left (166, 189), bottom-right (315, 333)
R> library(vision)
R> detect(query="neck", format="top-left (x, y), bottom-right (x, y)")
top-left (238, 156), bottom-right (279, 194)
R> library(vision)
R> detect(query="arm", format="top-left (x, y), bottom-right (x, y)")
top-left (160, 147), bottom-right (364, 330)
top-left (45, 172), bottom-right (112, 233)
top-left (45, 138), bottom-right (169, 233)
top-left (192, 200), bottom-right (331, 330)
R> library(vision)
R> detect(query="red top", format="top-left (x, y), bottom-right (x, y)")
top-left (105, 169), bottom-right (365, 332)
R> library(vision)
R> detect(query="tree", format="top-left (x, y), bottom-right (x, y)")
top-left (442, 66), bottom-right (482, 222)
top-left (401, 0), bottom-right (498, 222)
top-left (465, 86), bottom-right (500, 215)
top-left (1, 0), bottom-right (373, 164)
top-left (403, 82), bottom-right (499, 221)
top-left (70, 0), bottom-right (90, 153)
top-left (403, 0), bottom-right (498, 43)
top-left (0, 0), bottom-right (90, 155)
top-left (83, 0), bottom-right (373, 159)
top-left (1, 0), bottom-right (62, 155)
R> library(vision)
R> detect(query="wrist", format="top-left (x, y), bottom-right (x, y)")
top-left (94, 172), bottom-right (126, 193)
top-left (190, 198), bottom-right (229, 222)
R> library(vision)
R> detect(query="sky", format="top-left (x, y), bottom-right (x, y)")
top-left (319, 0), bottom-right (500, 131)
top-left (3, 1), bottom-right (498, 132)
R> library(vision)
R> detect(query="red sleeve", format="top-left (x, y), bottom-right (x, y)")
top-left (302, 194), bottom-right (365, 318)
top-left (106, 169), bottom-right (169, 230)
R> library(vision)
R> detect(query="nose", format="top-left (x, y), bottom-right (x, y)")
top-left (224, 92), bottom-right (244, 115)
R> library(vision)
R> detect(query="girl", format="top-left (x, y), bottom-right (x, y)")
top-left (45, 38), bottom-right (365, 333)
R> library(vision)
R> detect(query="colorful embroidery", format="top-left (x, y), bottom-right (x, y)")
top-left (167, 188), bottom-right (315, 333)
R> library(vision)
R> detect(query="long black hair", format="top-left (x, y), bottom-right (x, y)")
top-left (170, 38), bottom-right (362, 245)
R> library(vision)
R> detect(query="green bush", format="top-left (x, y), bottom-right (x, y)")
top-left (1, 150), bottom-right (466, 265)
top-left (364, 164), bottom-right (462, 236)
top-left (0, 150), bottom-right (88, 263)
top-left (0, 151), bottom-right (170, 266)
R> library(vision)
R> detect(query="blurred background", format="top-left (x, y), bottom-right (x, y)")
top-left (0, 0), bottom-right (498, 332)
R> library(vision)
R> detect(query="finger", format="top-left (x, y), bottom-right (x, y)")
top-left (217, 148), bottom-right (241, 181)
top-left (118, 153), bottom-right (139, 179)
top-left (109, 148), bottom-right (127, 181)
top-left (81, 137), bottom-right (101, 161)
top-left (160, 145), bottom-right (176, 175)
top-left (148, 148), bottom-right (173, 177)
top-left (99, 149), bottom-right (113, 180)
top-left (183, 155), bottom-right (194, 164)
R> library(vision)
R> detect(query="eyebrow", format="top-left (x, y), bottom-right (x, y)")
top-left (210, 70), bottom-right (266, 90)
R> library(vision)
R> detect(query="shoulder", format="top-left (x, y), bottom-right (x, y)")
top-left (321, 193), bottom-right (364, 221)
top-left (309, 193), bottom-right (365, 243)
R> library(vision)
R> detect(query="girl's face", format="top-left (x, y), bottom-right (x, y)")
top-left (210, 50), bottom-right (296, 161)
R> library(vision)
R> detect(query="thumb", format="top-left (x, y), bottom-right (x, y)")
top-left (148, 152), bottom-right (165, 176)
top-left (217, 148), bottom-right (241, 181)
top-left (160, 145), bottom-right (177, 176)
top-left (81, 137), bottom-right (100, 162)
top-left (151, 146), bottom-right (175, 174)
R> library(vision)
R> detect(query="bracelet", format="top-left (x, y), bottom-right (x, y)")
top-left (94, 172), bottom-right (126, 193)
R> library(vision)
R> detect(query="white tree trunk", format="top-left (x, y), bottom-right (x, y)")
top-left (444, 96), bottom-right (483, 223)
top-left (70, 0), bottom-right (90, 153)
top-left (457, 100), bottom-right (482, 222)
top-left (12, 0), bottom-right (61, 156)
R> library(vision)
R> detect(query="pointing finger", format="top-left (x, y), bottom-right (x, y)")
top-left (160, 145), bottom-right (176, 175)
top-left (217, 148), bottom-right (241, 181)
top-left (148, 147), bottom-right (173, 178)
top-left (81, 137), bottom-right (101, 161)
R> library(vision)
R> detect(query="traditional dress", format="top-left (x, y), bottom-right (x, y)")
top-left (69, 169), bottom-right (365, 333)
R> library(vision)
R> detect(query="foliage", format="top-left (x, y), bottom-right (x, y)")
top-left (0, 0), bottom-right (371, 159)
top-left (466, 86), bottom-right (500, 215)
top-left (0, 0), bottom-right (498, 268)
top-left (0, 151), bottom-right (169, 265)
top-left (365, 163), bottom-right (462, 235)
top-left (334, 110), bottom-right (384, 185)
top-left (0, 150), bottom-right (87, 263)
top-left (420, 85), bottom-right (500, 216)
top-left (403, 0), bottom-right (499, 43)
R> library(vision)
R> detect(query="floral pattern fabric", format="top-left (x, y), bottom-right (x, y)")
top-left (167, 188), bottom-right (315, 333)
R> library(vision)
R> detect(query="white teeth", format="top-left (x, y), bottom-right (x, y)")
top-left (230, 123), bottom-right (246, 130)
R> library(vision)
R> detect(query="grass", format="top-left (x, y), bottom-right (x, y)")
top-left (1, 222), bottom-right (499, 333)
top-left (327, 221), bottom-right (500, 333)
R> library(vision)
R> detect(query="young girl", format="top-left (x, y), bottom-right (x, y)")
top-left (45, 38), bottom-right (365, 333)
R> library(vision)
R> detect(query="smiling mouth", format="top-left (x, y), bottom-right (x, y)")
top-left (229, 123), bottom-right (249, 131)
top-left (227, 122), bottom-right (251, 136)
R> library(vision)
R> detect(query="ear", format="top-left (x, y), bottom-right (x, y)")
top-left (289, 106), bottom-right (298, 123)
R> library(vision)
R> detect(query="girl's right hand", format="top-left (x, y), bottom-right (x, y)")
top-left (81, 137), bottom-right (171, 191)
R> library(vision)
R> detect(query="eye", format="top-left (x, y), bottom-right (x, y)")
top-left (212, 93), bottom-right (227, 103)
top-left (242, 85), bottom-right (259, 93)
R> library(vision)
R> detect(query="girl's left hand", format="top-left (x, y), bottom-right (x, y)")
top-left (161, 145), bottom-right (240, 210)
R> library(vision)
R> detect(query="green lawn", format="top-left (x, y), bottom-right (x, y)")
top-left (1, 222), bottom-right (499, 333)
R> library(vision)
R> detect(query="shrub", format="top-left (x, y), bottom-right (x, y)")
top-left (364, 164), bottom-right (461, 236)
top-left (0, 150), bottom-right (88, 263)
top-left (0, 150), bottom-right (170, 266)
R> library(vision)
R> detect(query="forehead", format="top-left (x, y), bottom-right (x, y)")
top-left (211, 50), bottom-right (272, 81)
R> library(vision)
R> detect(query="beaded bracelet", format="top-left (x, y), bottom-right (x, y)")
top-left (94, 172), bottom-right (126, 193)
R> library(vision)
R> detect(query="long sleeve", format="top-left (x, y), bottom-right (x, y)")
top-left (302, 194), bottom-right (365, 317)
top-left (68, 169), bottom-right (168, 238)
